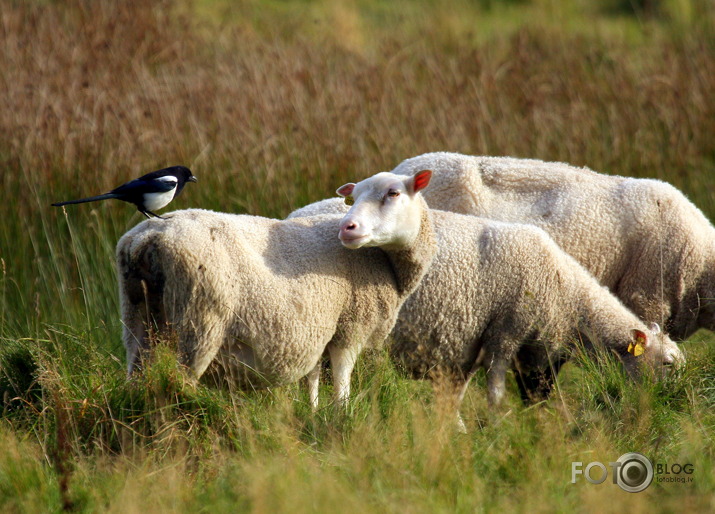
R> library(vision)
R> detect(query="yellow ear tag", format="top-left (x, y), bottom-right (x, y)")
top-left (627, 342), bottom-right (645, 356)
top-left (344, 196), bottom-right (354, 206)
top-left (628, 332), bottom-right (647, 357)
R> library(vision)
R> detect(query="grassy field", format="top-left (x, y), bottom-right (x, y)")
top-left (1, 0), bottom-right (714, 511)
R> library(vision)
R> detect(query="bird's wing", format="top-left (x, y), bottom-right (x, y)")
top-left (137, 167), bottom-right (183, 181)
top-left (111, 175), bottom-right (178, 195)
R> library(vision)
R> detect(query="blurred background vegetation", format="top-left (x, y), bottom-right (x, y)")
top-left (0, 0), bottom-right (713, 511)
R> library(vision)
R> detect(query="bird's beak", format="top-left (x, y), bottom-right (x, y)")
top-left (188, 176), bottom-right (198, 183)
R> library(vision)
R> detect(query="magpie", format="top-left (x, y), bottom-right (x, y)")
top-left (52, 166), bottom-right (197, 219)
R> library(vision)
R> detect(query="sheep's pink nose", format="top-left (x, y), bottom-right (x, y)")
top-left (342, 221), bottom-right (358, 232)
top-left (339, 219), bottom-right (365, 243)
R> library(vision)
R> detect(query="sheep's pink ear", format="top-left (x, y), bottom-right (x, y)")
top-left (410, 170), bottom-right (432, 193)
top-left (632, 329), bottom-right (649, 346)
top-left (628, 329), bottom-right (648, 357)
top-left (336, 183), bottom-right (355, 197)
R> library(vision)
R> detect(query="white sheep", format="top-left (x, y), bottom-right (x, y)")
top-left (116, 171), bottom-right (436, 407)
top-left (295, 172), bottom-right (684, 423)
top-left (389, 152), bottom-right (715, 342)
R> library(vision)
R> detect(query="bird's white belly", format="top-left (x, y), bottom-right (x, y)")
top-left (143, 189), bottom-right (176, 211)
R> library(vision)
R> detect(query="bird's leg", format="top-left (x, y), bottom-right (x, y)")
top-left (143, 210), bottom-right (167, 220)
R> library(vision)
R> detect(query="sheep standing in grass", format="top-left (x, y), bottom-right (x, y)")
top-left (295, 173), bottom-right (683, 420)
top-left (116, 171), bottom-right (436, 406)
top-left (390, 152), bottom-right (715, 341)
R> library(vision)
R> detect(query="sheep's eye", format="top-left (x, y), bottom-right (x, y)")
top-left (386, 189), bottom-right (400, 198)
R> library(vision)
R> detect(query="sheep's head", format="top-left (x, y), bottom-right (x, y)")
top-left (336, 170), bottom-right (432, 250)
top-left (626, 323), bottom-right (685, 378)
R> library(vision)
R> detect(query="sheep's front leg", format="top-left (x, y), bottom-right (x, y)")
top-left (306, 362), bottom-right (321, 411)
top-left (484, 354), bottom-right (508, 406)
top-left (328, 345), bottom-right (359, 408)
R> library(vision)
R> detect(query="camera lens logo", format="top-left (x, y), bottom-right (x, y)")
top-left (613, 453), bottom-right (653, 493)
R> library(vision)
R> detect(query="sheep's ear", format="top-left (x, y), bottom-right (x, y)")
top-left (628, 329), bottom-right (649, 356)
top-left (336, 183), bottom-right (355, 197)
top-left (409, 170), bottom-right (432, 194)
top-left (649, 322), bottom-right (661, 335)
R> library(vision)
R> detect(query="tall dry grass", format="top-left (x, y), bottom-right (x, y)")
top-left (2, 1), bottom-right (713, 207)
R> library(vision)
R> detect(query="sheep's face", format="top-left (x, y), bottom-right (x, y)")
top-left (627, 323), bottom-right (685, 378)
top-left (336, 170), bottom-right (431, 250)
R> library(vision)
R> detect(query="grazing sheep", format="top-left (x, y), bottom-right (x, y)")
top-left (117, 173), bottom-right (436, 406)
top-left (387, 211), bottom-right (683, 417)
top-left (294, 175), bottom-right (684, 421)
top-left (389, 152), bottom-right (715, 342)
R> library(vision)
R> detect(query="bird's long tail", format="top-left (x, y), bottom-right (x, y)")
top-left (51, 193), bottom-right (119, 207)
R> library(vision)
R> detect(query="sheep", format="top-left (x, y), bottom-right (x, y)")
top-left (387, 212), bottom-right (684, 416)
top-left (116, 171), bottom-right (436, 407)
top-left (388, 152), bottom-right (715, 342)
top-left (293, 173), bottom-right (684, 421)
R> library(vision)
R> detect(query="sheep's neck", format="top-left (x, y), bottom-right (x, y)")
top-left (577, 285), bottom-right (638, 355)
top-left (384, 208), bottom-right (437, 297)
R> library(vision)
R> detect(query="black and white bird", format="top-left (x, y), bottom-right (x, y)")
top-left (52, 166), bottom-right (197, 219)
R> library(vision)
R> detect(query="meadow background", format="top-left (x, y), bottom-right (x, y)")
top-left (1, 0), bottom-right (714, 511)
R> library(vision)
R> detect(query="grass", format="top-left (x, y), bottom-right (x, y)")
top-left (1, 0), bottom-right (714, 511)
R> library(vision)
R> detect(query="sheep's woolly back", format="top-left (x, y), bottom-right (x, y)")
top-left (391, 152), bottom-right (715, 339)
top-left (117, 208), bottom-right (435, 388)
top-left (289, 198), bottom-right (349, 219)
